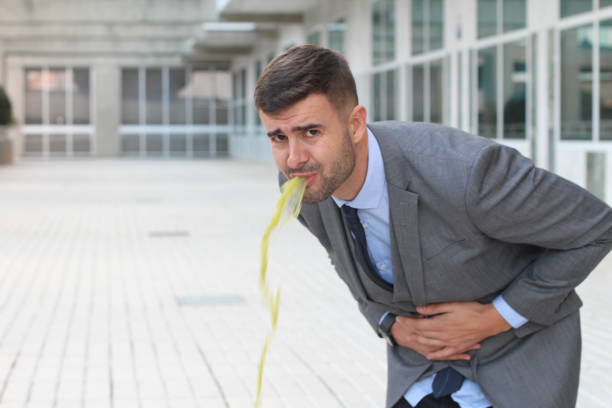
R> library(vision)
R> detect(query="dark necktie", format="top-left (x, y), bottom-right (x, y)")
top-left (431, 368), bottom-right (465, 398)
top-left (342, 204), bottom-right (370, 259)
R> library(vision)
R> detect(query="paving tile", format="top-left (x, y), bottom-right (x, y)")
top-left (0, 160), bottom-right (606, 408)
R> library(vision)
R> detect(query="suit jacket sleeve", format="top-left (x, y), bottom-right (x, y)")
top-left (465, 143), bottom-right (612, 327)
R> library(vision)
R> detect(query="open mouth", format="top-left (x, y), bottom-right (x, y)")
top-left (290, 173), bottom-right (317, 186)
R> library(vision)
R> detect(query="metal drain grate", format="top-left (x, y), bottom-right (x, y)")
top-left (175, 295), bottom-right (246, 306)
top-left (149, 230), bottom-right (190, 238)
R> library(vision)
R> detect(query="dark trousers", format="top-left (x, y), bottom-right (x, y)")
top-left (393, 394), bottom-right (490, 408)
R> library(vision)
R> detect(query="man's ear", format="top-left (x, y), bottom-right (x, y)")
top-left (348, 105), bottom-right (368, 143)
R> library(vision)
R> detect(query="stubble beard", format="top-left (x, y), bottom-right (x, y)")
top-left (300, 130), bottom-right (356, 204)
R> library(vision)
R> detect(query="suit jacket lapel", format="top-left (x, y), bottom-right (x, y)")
top-left (388, 186), bottom-right (426, 305)
top-left (370, 124), bottom-right (426, 306)
top-left (319, 199), bottom-right (369, 299)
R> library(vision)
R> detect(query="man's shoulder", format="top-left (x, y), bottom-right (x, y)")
top-left (368, 121), bottom-right (495, 163)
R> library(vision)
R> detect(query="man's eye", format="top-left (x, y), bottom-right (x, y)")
top-left (306, 129), bottom-right (320, 137)
top-left (270, 135), bottom-right (286, 143)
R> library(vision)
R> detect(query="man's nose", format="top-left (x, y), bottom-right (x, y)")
top-left (287, 140), bottom-right (308, 169)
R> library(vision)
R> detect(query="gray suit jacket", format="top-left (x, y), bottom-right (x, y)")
top-left (295, 122), bottom-right (612, 408)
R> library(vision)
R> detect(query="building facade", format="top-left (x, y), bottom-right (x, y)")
top-left (0, 0), bottom-right (232, 159)
top-left (0, 0), bottom-right (610, 203)
top-left (218, 0), bottom-right (612, 204)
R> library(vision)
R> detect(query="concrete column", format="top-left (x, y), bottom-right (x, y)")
top-left (5, 60), bottom-right (24, 160)
top-left (94, 63), bottom-right (120, 156)
top-left (0, 47), bottom-right (4, 86)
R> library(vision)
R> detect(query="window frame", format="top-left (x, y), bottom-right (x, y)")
top-left (555, 6), bottom-right (612, 145)
top-left (119, 65), bottom-right (232, 158)
top-left (23, 65), bottom-right (95, 158)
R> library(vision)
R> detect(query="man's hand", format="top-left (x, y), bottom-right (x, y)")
top-left (392, 302), bottom-right (512, 361)
top-left (390, 316), bottom-right (479, 361)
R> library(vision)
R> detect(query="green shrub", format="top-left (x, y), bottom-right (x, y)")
top-left (0, 86), bottom-right (13, 126)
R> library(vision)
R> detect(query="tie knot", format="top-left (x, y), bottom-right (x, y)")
top-left (341, 205), bottom-right (358, 219)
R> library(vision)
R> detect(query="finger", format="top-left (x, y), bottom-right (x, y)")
top-left (426, 347), bottom-right (468, 361)
top-left (417, 302), bottom-right (458, 316)
top-left (411, 318), bottom-right (447, 335)
top-left (395, 316), bottom-right (420, 328)
top-left (437, 354), bottom-right (472, 361)
top-left (414, 335), bottom-right (446, 348)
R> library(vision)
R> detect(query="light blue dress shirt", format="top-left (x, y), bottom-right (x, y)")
top-left (333, 129), bottom-right (527, 408)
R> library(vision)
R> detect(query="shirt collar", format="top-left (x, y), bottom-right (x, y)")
top-left (333, 128), bottom-right (385, 209)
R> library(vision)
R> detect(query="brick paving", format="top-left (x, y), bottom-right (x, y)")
top-left (0, 159), bottom-right (607, 408)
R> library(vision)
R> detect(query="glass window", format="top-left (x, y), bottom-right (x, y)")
top-left (230, 68), bottom-right (247, 128)
top-left (479, 0), bottom-right (526, 38)
top-left (24, 134), bottom-right (43, 154)
top-left (240, 69), bottom-right (247, 100)
top-left (602, 0), bottom-right (612, 8)
top-left (121, 69), bottom-right (140, 124)
top-left (413, 0), bottom-right (444, 55)
top-left (255, 61), bottom-right (262, 126)
top-left (384, 0), bottom-right (395, 62)
top-left (478, 0), bottom-right (497, 39)
top-left (49, 134), bottom-right (66, 153)
top-left (561, 25), bottom-right (593, 140)
top-left (411, 60), bottom-right (444, 123)
top-left (560, 0), bottom-right (592, 18)
top-left (373, 2), bottom-right (383, 64)
top-left (373, 72), bottom-right (382, 121)
top-left (238, 68), bottom-right (247, 126)
top-left (216, 133), bottom-right (229, 157)
top-left (169, 134), bottom-right (187, 154)
top-left (193, 133), bottom-right (210, 157)
top-left (412, 0), bottom-right (425, 55)
top-left (25, 66), bottom-right (91, 128)
top-left (503, 0), bottom-right (526, 33)
top-left (503, 41), bottom-right (527, 139)
top-left (430, 0), bottom-right (444, 51)
top-left (372, 0), bottom-right (395, 65)
top-left (145, 133), bottom-right (163, 154)
top-left (307, 32), bottom-right (321, 46)
top-left (169, 68), bottom-right (187, 125)
top-left (386, 69), bottom-right (396, 120)
top-left (430, 60), bottom-right (443, 123)
top-left (121, 134), bottom-right (140, 154)
top-left (412, 65), bottom-right (425, 121)
top-left (328, 19), bottom-right (346, 54)
top-left (73, 134), bottom-right (91, 154)
top-left (215, 71), bottom-right (231, 125)
top-left (478, 46), bottom-right (497, 138)
top-left (48, 68), bottom-right (66, 125)
top-left (145, 68), bottom-right (163, 124)
top-left (601, 19), bottom-right (612, 140)
top-left (72, 68), bottom-right (90, 125)
top-left (25, 68), bottom-right (43, 124)
top-left (372, 69), bottom-right (397, 121)
top-left (191, 69), bottom-right (212, 125)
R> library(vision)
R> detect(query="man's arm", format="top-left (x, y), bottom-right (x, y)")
top-left (395, 143), bottom-right (612, 359)
top-left (465, 143), bottom-right (612, 326)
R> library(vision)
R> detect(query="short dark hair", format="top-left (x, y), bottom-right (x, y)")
top-left (254, 45), bottom-right (358, 116)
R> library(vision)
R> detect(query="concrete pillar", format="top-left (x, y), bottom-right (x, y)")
top-left (530, 0), bottom-right (559, 170)
top-left (94, 63), bottom-right (120, 156)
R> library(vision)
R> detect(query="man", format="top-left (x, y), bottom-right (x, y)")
top-left (254, 45), bottom-right (612, 408)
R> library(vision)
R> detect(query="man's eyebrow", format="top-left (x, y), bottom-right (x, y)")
top-left (266, 123), bottom-right (323, 138)
top-left (292, 123), bottom-right (323, 132)
top-left (267, 128), bottom-right (283, 137)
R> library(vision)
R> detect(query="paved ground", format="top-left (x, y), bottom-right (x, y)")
top-left (0, 159), bottom-right (607, 408)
